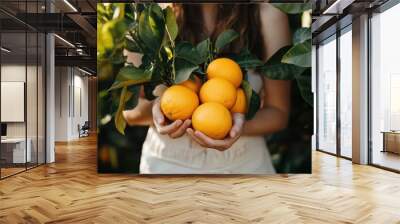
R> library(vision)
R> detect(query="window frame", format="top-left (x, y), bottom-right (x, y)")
top-left (315, 23), bottom-right (353, 160)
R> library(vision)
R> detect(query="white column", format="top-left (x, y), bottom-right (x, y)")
top-left (352, 14), bottom-right (369, 164)
top-left (45, 0), bottom-right (56, 163)
top-left (46, 32), bottom-right (55, 163)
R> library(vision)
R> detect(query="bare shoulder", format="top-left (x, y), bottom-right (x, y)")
top-left (258, 3), bottom-right (291, 59)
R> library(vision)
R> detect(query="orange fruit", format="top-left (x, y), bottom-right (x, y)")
top-left (206, 58), bottom-right (243, 87)
top-left (192, 102), bottom-right (232, 139)
top-left (231, 88), bottom-right (247, 114)
top-left (199, 78), bottom-right (237, 109)
top-left (179, 76), bottom-right (202, 93)
top-left (160, 85), bottom-right (199, 121)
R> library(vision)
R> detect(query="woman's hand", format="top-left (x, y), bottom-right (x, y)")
top-left (152, 97), bottom-right (192, 138)
top-left (186, 113), bottom-right (245, 151)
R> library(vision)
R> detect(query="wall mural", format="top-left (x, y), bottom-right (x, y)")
top-left (97, 2), bottom-right (313, 174)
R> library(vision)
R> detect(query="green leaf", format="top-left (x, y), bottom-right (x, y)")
top-left (109, 48), bottom-right (126, 65)
top-left (293, 28), bottom-right (311, 44)
top-left (242, 80), bottom-right (260, 120)
top-left (230, 49), bottom-right (263, 69)
top-left (175, 42), bottom-right (202, 64)
top-left (295, 70), bottom-right (313, 106)
top-left (110, 89), bottom-right (121, 114)
top-left (174, 58), bottom-right (198, 84)
top-left (115, 87), bottom-right (129, 135)
top-left (272, 3), bottom-right (311, 14)
top-left (109, 65), bottom-right (152, 90)
top-left (259, 46), bottom-right (306, 80)
top-left (164, 6), bottom-right (178, 41)
top-left (196, 38), bottom-right (211, 64)
top-left (144, 82), bottom-right (158, 101)
top-left (125, 85), bottom-right (141, 110)
top-left (113, 3), bottom-right (125, 20)
top-left (125, 37), bottom-right (142, 53)
top-left (281, 40), bottom-right (311, 68)
top-left (97, 59), bottom-right (114, 81)
top-left (100, 22), bottom-right (115, 50)
top-left (97, 22), bottom-right (105, 56)
top-left (215, 29), bottom-right (239, 53)
top-left (261, 63), bottom-right (305, 80)
top-left (138, 4), bottom-right (165, 55)
top-left (101, 19), bottom-right (127, 50)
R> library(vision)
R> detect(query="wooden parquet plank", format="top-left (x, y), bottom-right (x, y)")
top-left (0, 135), bottom-right (399, 223)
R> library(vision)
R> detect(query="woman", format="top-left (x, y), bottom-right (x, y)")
top-left (124, 3), bottom-right (291, 174)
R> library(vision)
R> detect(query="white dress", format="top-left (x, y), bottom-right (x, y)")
top-left (139, 72), bottom-right (276, 174)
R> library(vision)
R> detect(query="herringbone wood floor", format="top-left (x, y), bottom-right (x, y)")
top-left (0, 135), bottom-right (400, 224)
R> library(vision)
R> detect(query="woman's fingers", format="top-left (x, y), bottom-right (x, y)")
top-left (186, 128), bottom-right (207, 147)
top-left (230, 113), bottom-right (245, 138)
top-left (169, 119), bottom-right (191, 138)
top-left (152, 98), bottom-right (164, 125)
top-left (152, 84), bottom-right (168, 97)
top-left (187, 128), bottom-right (240, 151)
top-left (152, 97), bottom-right (191, 137)
top-left (193, 131), bottom-right (233, 151)
top-left (157, 120), bottom-right (182, 135)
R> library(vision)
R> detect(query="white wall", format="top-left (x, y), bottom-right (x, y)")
top-left (1, 65), bottom-right (26, 138)
top-left (55, 66), bottom-right (69, 141)
top-left (54, 66), bottom-right (89, 141)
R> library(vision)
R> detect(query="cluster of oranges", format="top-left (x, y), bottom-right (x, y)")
top-left (160, 58), bottom-right (246, 139)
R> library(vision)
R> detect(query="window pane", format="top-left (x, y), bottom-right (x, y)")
top-left (27, 30), bottom-right (38, 169)
top-left (340, 28), bottom-right (352, 158)
top-left (318, 36), bottom-right (337, 154)
top-left (38, 32), bottom-right (45, 165)
top-left (1, 27), bottom-right (28, 177)
top-left (371, 3), bottom-right (400, 171)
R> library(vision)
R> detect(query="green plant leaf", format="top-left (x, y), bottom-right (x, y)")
top-left (259, 45), bottom-right (306, 80)
top-left (164, 6), bottom-right (178, 41)
top-left (138, 4), bottom-right (165, 55)
top-left (109, 65), bottom-right (152, 90)
top-left (196, 38), bottom-right (211, 64)
top-left (242, 80), bottom-right (260, 120)
top-left (97, 59), bottom-right (114, 82)
top-left (115, 87), bottom-right (129, 135)
top-left (109, 48), bottom-right (126, 65)
top-left (144, 82), bottom-right (158, 101)
top-left (125, 85), bottom-right (141, 110)
top-left (125, 37), bottom-right (142, 53)
top-left (293, 28), bottom-right (311, 44)
top-left (261, 63), bottom-right (306, 80)
top-left (215, 29), bottom-right (239, 53)
top-left (113, 3), bottom-right (126, 20)
top-left (97, 22), bottom-right (105, 56)
top-left (230, 49), bottom-right (263, 69)
top-left (295, 70), bottom-right (313, 106)
top-left (281, 40), bottom-right (311, 68)
top-left (101, 19), bottom-right (127, 51)
top-left (174, 58), bottom-right (198, 84)
top-left (273, 3), bottom-right (311, 14)
top-left (175, 42), bottom-right (202, 64)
